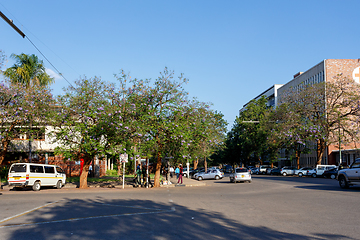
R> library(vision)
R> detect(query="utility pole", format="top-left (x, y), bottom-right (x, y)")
top-left (0, 11), bottom-right (26, 38)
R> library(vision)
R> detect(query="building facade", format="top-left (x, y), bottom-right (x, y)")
top-left (242, 59), bottom-right (360, 168)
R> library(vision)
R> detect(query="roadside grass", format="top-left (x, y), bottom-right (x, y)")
top-left (67, 169), bottom-right (155, 183)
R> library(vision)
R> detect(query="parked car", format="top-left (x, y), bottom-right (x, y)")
top-left (270, 167), bottom-right (281, 175)
top-left (229, 168), bottom-right (252, 183)
top-left (182, 168), bottom-right (194, 178)
top-left (259, 165), bottom-right (271, 174)
top-left (223, 165), bottom-right (233, 173)
top-left (249, 167), bottom-right (259, 174)
top-left (307, 168), bottom-right (317, 178)
top-left (338, 159), bottom-right (360, 189)
top-left (266, 168), bottom-right (273, 174)
top-left (192, 168), bottom-right (205, 179)
top-left (7, 163), bottom-right (66, 191)
top-left (196, 169), bottom-right (223, 181)
top-left (295, 167), bottom-right (313, 177)
top-left (280, 166), bottom-right (297, 176)
top-left (323, 168), bottom-right (338, 179)
top-left (315, 165), bottom-right (337, 177)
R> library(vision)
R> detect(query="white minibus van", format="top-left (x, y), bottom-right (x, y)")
top-left (8, 163), bottom-right (66, 191)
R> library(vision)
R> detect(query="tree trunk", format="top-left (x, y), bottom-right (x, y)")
top-left (194, 159), bottom-right (198, 170)
top-left (79, 155), bottom-right (91, 188)
top-left (317, 139), bottom-right (326, 166)
top-left (204, 157), bottom-right (207, 172)
top-left (0, 123), bottom-right (15, 165)
top-left (295, 150), bottom-right (300, 169)
top-left (0, 139), bottom-right (10, 165)
top-left (154, 150), bottom-right (162, 188)
top-left (117, 158), bottom-right (121, 176)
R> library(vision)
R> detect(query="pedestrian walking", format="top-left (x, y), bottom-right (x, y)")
top-left (177, 164), bottom-right (183, 184)
top-left (175, 166), bottom-right (180, 179)
top-left (135, 164), bottom-right (141, 187)
top-left (169, 166), bottom-right (174, 178)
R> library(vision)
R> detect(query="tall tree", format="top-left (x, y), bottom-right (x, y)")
top-left (226, 96), bottom-right (270, 167)
top-left (3, 53), bottom-right (54, 88)
top-left (0, 82), bottom-right (54, 165)
top-left (279, 75), bottom-right (360, 165)
top-left (51, 76), bottom-right (114, 188)
top-left (1, 52), bottom-right (55, 165)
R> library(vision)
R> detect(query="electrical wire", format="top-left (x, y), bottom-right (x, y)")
top-left (0, 4), bottom-right (75, 89)
top-left (25, 36), bottom-right (75, 89)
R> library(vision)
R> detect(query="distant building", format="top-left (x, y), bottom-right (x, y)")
top-left (241, 59), bottom-right (360, 167)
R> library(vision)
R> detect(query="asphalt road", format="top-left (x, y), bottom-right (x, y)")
top-left (0, 175), bottom-right (359, 240)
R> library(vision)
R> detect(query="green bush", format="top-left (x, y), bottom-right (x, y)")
top-left (106, 169), bottom-right (119, 176)
top-left (0, 165), bottom-right (9, 182)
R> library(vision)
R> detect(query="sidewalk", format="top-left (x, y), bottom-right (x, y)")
top-left (0, 176), bottom-right (205, 191)
top-left (161, 176), bottom-right (206, 188)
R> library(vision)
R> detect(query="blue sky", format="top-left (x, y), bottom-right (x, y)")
top-left (1, 0), bottom-right (360, 131)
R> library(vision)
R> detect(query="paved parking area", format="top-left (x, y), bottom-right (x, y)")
top-left (1, 175), bottom-right (359, 239)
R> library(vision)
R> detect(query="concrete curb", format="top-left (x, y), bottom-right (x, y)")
top-left (0, 178), bottom-right (205, 191)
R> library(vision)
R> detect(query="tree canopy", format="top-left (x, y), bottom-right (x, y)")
top-left (3, 53), bottom-right (54, 88)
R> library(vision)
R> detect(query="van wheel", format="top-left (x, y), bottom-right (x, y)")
top-left (32, 181), bottom-right (41, 191)
top-left (56, 180), bottom-right (63, 189)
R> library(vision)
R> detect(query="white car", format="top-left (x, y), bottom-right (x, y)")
top-left (338, 159), bottom-right (360, 189)
top-left (280, 166), bottom-right (297, 176)
top-left (196, 169), bottom-right (223, 181)
top-left (229, 168), bottom-right (252, 183)
top-left (295, 167), bottom-right (313, 177)
top-left (315, 165), bottom-right (337, 177)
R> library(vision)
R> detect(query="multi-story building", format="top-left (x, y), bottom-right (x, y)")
top-left (241, 59), bottom-right (360, 167)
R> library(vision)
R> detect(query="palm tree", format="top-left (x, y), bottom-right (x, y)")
top-left (3, 53), bottom-right (54, 88)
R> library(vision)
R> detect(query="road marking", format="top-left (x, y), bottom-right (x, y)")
top-left (0, 201), bottom-right (59, 225)
top-left (0, 209), bottom-right (175, 229)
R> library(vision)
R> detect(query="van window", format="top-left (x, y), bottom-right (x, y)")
top-left (30, 165), bottom-right (44, 173)
top-left (44, 166), bottom-right (55, 174)
top-left (10, 164), bottom-right (27, 173)
top-left (56, 166), bottom-right (64, 174)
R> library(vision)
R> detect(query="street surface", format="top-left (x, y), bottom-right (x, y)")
top-left (0, 175), bottom-right (359, 240)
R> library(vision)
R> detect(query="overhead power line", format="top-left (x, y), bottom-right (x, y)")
top-left (0, 10), bottom-right (74, 89)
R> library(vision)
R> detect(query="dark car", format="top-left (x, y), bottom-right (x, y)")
top-left (191, 168), bottom-right (205, 179)
top-left (323, 168), bottom-right (338, 179)
top-left (270, 168), bottom-right (281, 175)
top-left (223, 165), bottom-right (233, 173)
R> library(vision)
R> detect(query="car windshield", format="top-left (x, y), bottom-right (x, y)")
top-left (10, 164), bottom-right (27, 173)
top-left (236, 169), bottom-right (248, 173)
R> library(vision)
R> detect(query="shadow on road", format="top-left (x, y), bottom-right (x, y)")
top-left (1, 197), bottom-right (352, 240)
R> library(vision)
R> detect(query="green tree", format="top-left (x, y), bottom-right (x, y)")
top-left (279, 76), bottom-right (360, 165)
top-left (1, 52), bottom-right (54, 165)
top-left (226, 96), bottom-right (271, 167)
top-left (0, 82), bottom-right (54, 165)
top-left (3, 53), bottom-right (54, 88)
top-left (51, 76), bottom-right (114, 188)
